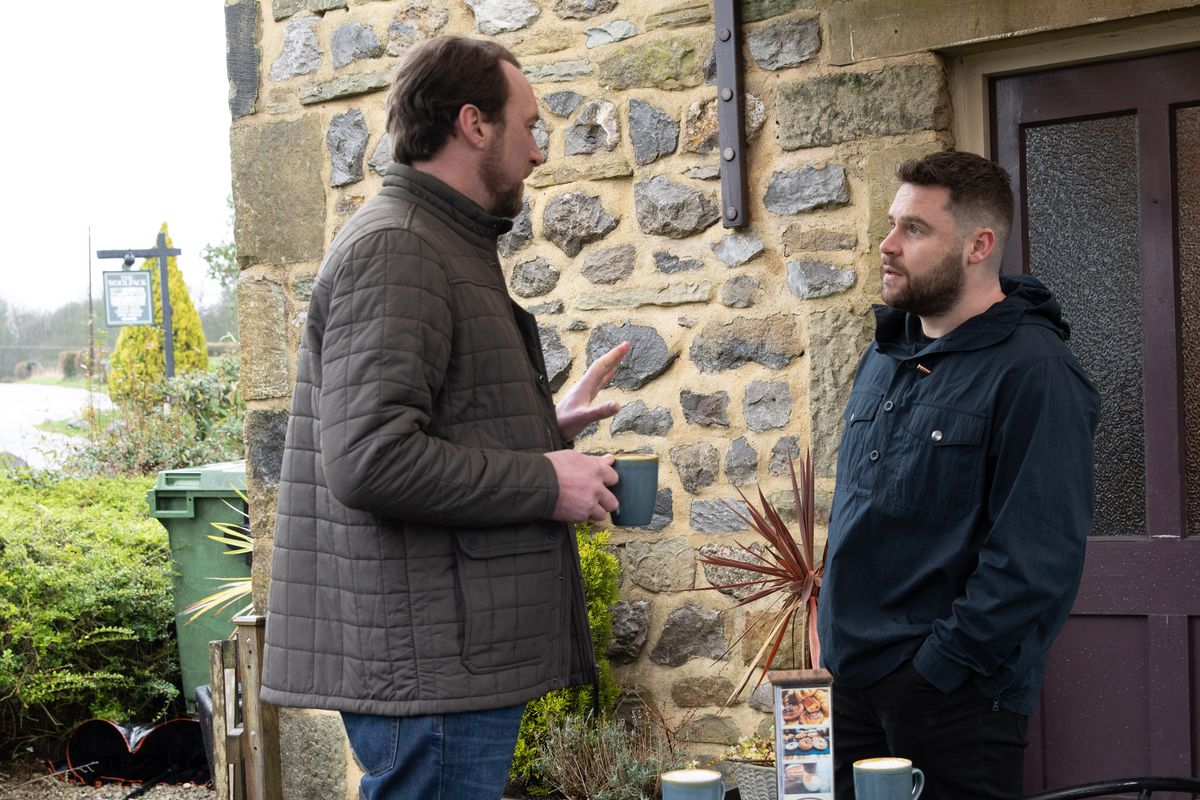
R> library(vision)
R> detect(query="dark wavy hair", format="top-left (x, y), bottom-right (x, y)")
top-left (897, 150), bottom-right (1014, 241)
top-left (386, 37), bottom-right (521, 165)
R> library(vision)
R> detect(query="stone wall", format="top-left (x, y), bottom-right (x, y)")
top-left (226, 0), bottom-right (955, 792)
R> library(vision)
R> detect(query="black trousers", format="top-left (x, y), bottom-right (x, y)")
top-left (832, 661), bottom-right (1029, 800)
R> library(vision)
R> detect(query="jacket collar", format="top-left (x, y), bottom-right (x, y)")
top-left (382, 163), bottom-right (514, 245)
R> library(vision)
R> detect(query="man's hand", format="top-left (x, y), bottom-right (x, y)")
top-left (556, 342), bottom-right (630, 442)
top-left (544, 450), bottom-right (619, 522)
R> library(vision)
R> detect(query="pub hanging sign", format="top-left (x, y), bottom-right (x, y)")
top-left (103, 270), bottom-right (154, 327)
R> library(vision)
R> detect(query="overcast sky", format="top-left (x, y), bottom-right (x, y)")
top-left (2, 2), bottom-right (232, 313)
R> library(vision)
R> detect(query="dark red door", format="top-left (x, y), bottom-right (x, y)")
top-left (992, 48), bottom-right (1200, 796)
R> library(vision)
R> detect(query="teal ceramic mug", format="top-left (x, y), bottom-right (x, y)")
top-left (610, 454), bottom-right (658, 527)
top-left (661, 768), bottom-right (726, 800)
top-left (853, 757), bottom-right (924, 800)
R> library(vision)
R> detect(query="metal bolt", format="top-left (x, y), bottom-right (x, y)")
top-left (723, 147), bottom-right (735, 161)
top-left (726, 206), bottom-right (738, 220)
top-left (719, 28), bottom-right (731, 41)
top-left (721, 88), bottom-right (733, 101)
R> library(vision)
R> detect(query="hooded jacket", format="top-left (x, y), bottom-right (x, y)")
top-left (817, 274), bottom-right (1100, 715)
top-left (260, 165), bottom-right (595, 716)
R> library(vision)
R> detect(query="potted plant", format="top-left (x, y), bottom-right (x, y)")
top-left (697, 449), bottom-right (824, 703)
top-left (724, 732), bottom-right (778, 800)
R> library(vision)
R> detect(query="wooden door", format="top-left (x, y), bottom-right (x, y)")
top-left (992, 48), bottom-right (1200, 796)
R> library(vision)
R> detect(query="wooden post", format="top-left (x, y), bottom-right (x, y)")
top-left (209, 638), bottom-right (245, 800)
top-left (234, 615), bottom-right (282, 800)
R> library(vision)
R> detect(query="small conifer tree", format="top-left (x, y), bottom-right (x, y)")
top-left (107, 223), bottom-right (208, 401)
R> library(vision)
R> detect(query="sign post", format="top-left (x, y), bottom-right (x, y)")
top-left (96, 232), bottom-right (182, 378)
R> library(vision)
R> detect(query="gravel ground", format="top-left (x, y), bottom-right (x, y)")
top-left (0, 760), bottom-right (213, 800)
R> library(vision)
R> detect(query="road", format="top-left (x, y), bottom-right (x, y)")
top-left (0, 383), bottom-right (112, 470)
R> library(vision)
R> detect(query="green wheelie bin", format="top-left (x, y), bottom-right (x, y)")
top-left (147, 460), bottom-right (249, 714)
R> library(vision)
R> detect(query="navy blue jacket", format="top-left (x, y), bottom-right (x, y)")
top-left (817, 275), bottom-right (1100, 714)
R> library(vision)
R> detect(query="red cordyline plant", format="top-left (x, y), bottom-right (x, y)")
top-left (696, 450), bottom-right (824, 704)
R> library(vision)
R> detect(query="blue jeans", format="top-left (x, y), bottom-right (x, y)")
top-left (341, 704), bottom-right (526, 800)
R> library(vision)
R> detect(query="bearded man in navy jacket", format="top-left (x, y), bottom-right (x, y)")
top-left (817, 150), bottom-right (1100, 800)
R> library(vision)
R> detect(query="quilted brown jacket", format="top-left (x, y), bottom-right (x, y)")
top-left (260, 164), bottom-right (596, 716)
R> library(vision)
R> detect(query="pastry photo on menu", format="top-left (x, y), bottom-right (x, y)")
top-left (781, 726), bottom-right (831, 758)
top-left (783, 758), bottom-right (833, 800)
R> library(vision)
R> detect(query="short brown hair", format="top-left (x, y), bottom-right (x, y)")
top-left (897, 151), bottom-right (1014, 240)
top-left (386, 37), bottom-right (521, 165)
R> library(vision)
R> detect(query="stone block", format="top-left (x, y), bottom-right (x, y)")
top-left (690, 499), bottom-right (751, 532)
top-left (611, 400), bottom-right (674, 437)
top-left (635, 176), bottom-right (720, 238)
top-left (497, 197), bottom-right (532, 256)
top-left (544, 90), bottom-right (584, 117)
top-left (670, 442), bottom-right (720, 494)
top-left (609, 600), bottom-right (651, 663)
top-left (809, 308), bottom-right (873, 476)
top-left (689, 314), bottom-right (803, 372)
top-left (785, 260), bottom-right (856, 299)
top-left (585, 19), bottom-right (637, 47)
top-left (742, 0), bottom-right (811, 23)
top-left (581, 244), bottom-right (636, 284)
top-left (645, 0), bottom-right (710, 30)
top-left (782, 225), bottom-right (858, 254)
top-left (543, 191), bottom-right (619, 256)
top-left (649, 603), bottom-right (726, 665)
top-left (764, 163), bottom-right (850, 215)
top-left (367, 134), bottom-right (392, 176)
top-left (672, 676), bottom-right (736, 707)
top-left (682, 94), bottom-right (765, 154)
top-left (626, 538), bottom-right (695, 592)
top-left (566, 99), bottom-right (620, 155)
top-left (744, 380), bottom-right (793, 432)
top-left (524, 59), bottom-right (594, 83)
top-left (327, 108), bottom-right (368, 187)
top-left (331, 22), bottom-right (383, 68)
top-left (628, 99), bottom-right (679, 166)
top-left (245, 408), bottom-right (290, 487)
top-left (238, 278), bottom-right (290, 399)
top-left (680, 389), bottom-right (729, 426)
top-left (768, 435), bottom-right (801, 476)
top-left (465, 0), bottom-right (539, 34)
top-left (586, 322), bottom-right (675, 390)
top-left (538, 323), bottom-right (572, 390)
top-left (720, 275), bottom-right (760, 308)
top-left (386, 1), bottom-right (450, 55)
top-left (299, 68), bottom-right (392, 105)
top-left (225, 1), bottom-right (260, 119)
top-left (269, 16), bottom-right (320, 81)
top-left (574, 282), bottom-right (713, 310)
top-left (699, 542), bottom-right (768, 600)
top-left (528, 158), bottom-right (633, 187)
top-left (711, 232), bottom-right (764, 267)
top-left (724, 436), bottom-right (758, 485)
top-left (679, 714), bottom-right (741, 745)
top-left (653, 251), bottom-right (703, 273)
top-left (510, 256), bottom-right (560, 298)
top-left (747, 17), bottom-right (820, 70)
top-left (554, 0), bottom-right (617, 19)
top-left (597, 37), bottom-right (701, 90)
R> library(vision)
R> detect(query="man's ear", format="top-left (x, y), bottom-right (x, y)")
top-left (966, 227), bottom-right (997, 265)
top-left (454, 103), bottom-right (489, 151)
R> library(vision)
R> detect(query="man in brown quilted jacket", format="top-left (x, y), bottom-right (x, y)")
top-left (261, 36), bottom-right (629, 800)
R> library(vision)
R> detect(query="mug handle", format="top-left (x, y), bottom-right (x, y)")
top-left (911, 767), bottom-right (924, 799)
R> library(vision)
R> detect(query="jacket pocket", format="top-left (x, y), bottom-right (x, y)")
top-left (454, 527), bottom-right (563, 674)
top-left (836, 392), bottom-right (884, 496)
top-left (891, 402), bottom-right (986, 518)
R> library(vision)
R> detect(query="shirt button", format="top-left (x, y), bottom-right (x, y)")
top-left (931, 430), bottom-right (943, 442)
top-left (537, 374), bottom-right (546, 384)
top-left (883, 400), bottom-right (894, 412)
top-left (869, 450), bottom-right (880, 461)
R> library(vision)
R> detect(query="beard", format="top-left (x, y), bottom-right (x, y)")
top-left (880, 247), bottom-right (965, 318)
top-left (481, 132), bottom-right (526, 219)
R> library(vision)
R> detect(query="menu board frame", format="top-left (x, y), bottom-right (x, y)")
top-left (767, 668), bottom-right (835, 800)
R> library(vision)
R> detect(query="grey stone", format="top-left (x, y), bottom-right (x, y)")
top-left (646, 0), bottom-right (711, 30)
top-left (744, 380), bottom-right (793, 432)
top-left (683, 164), bottom-right (721, 180)
top-left (670, 442), bottom-right (720, 494)
top-left (575, 282), bottom-right (712, 310)
top-left (649, 603), bottom-right (727, 666)
top-left (636, 488), bottom-right (674, 531)
top-left (497, 197), bottom-right (533, 256)
top-left (466, 0), bottom-right (539, 35)
top-left (689, 314), bottom-right (804, 372)
top-left (720, 275), bottom-right (759, 308)
top-left (703, 45), bottom-right (717, 85)
top-left (810, 308), bottom-right (873, 476)
top-left (299, 69), bottom-right (392, 105)
top-left (748, 17), bottom-right (821, 70)
top-left (524, 59), bottom-right (594, 83)
top-left (699, 542), bottom-right (768, 600)
top-left (529, 158), bottom-right (632, 187)
top-left (769, 435), bottom-right (801, 476)
top-left (246, 409), bottom-right (290, 487)
top-left (679, 714), bottom-right (741, 745)
top-left (764, 163), bottom-right (851, 215)
top-left (581, 244), bottom-right (636, 284)
top-left (690, 499), bottom-right (751, 532)
top-left (576, 420), bottom-right (599, 438)
top-left (386, 1), bottom-right (450, 55)
top-left (626, 538), bottom-right (695, 592)
top-left (543, 192), bottom-right (619, 256)
top-left (672, 676), bottom-right (736, 708)
top-left (278, 708), bottom-right (348, 800)
top-left (269, 17), bottom-right (320, 81)
top-left (273, 0), bottom-right (304, 20)
top-left (544, 90), bottom-right (584, 117)
top-left (532, 119), bottom-right (550, 160)
top-left (783, 225), bottom-right (859, 254)
top-left (743, 0), bottom-right (809, 22)
top-left (724, 437), bottom-right (758, 485)
top-left (586, 322), bottom-right (674, 390)
top-left (291, 273), bottom-right (317, 302)
top-left (711, 232), bottom-right (764, 267)
top-left (226, 1), bottom-right (260, 119)
top-left (538, 323), bottom-right (572, 391)
top-left (682, 94), bottom-right (765, 154)
top-left (611, 400), bottom-right (674, 437)
top-left (554, 0), bottom-right (617, 19)
top-left (628, 100), bottom-right (679, 166)
top-left (786, 260), bottom-right (856, 299)
top-left (653, 251), bottom-right (703, 274)
top-left (567, 319), bottom-right (589, 332)
top-left (677, 316), bottom-right (697, 328)
top-left (332, 23), bottom-right (383, 68)
top-left (635, 176), bottom-right (720, 238)
top-left (777, 63), bottom-right (951, 149)
top-left (748, 682), bottom-right (775, 713)
top-left (566, 99), bottom-right (620, 155)
top-left (327, 109), bottom-right (368, 187)
top-left (597, 37), bottom-right (700, 90)
top-left (368, 133), bottom-right (392, 176)
top-left (527, 300), bottom-right (564, 316)
top-left (585, 19), bottom-right (637, 47)
top-left (680, 389), bottom-right (729, 426)
top-left (239, 278), bottom-right (290, 399)
top-left (609, 600), bottom-right (651, 664)
top-left (511, 256), bottom-right (560, 298)
top-left (767, 487), bottom-right (832, 527)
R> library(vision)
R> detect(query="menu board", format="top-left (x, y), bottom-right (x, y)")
top-left (768, 669), bottom-right (834, 800)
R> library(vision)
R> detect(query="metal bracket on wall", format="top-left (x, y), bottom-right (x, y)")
top-left (713, 0), bottom-right (747, 228)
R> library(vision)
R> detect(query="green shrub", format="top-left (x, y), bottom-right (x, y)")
top-left (58, 350), bottom-right (79, 379)
top-left (62, 354), bottom-right (244, 477)
top-left (13, 360), bottom-right (38, 381)
top-left (510, 524), bottom-right (622, 792)
top-left (107, 223), bottom-right (208, 402)
top-left (0, 470), bottom-right (179, 753)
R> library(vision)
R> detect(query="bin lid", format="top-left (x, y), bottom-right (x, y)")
top-left (150, 460), bottom-right (247, 494)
